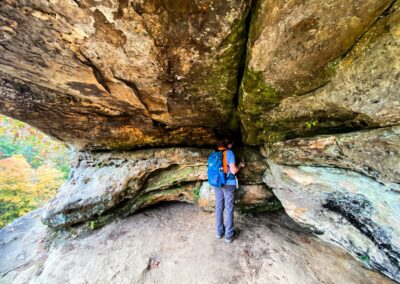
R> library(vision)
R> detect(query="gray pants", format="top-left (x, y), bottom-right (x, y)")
top-left (214, 185), bottom-right (236, 239)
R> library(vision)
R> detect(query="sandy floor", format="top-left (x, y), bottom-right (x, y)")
top-left (0, 203), bottom-right (394, 284)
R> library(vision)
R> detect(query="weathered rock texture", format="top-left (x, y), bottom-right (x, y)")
top-left (263, 127), bottom-right (400, 281)
top-left (265, 162), bottom-right (400, 282)
top-left (240, 0), bottom-right (400, 144)
top-left (263, 126), bottom-right (400, 185)
top-left (0, 0), bottom-right (250, 149)
top-left (43, 147), bottom-right (279, 229)
top-left (0, 1), bottom-right (399, 147)
top-left (0, 204), bottom-right (394, 284)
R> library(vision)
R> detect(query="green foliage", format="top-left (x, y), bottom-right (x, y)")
top-left (0, 115), bottom-right (70, 227)
top-left (0, 114), bottom-right (70, 174)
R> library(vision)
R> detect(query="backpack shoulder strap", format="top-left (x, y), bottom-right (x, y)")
top-left (222, 150), bottom-right (228, 174)
top-left (217, 146), bottom-right (229, 174)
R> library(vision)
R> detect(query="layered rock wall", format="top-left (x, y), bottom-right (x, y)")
top-left (43, 147), bottom-right (280, 229)
top-left (263, 127), bottom-right (400, 281)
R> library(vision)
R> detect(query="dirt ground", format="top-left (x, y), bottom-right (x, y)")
top-left (0, 203), bottom-right (394, 284)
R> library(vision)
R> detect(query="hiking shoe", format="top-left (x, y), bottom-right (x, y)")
top-left (225, 237), bottom-right (234, 243)
top-left (216, 234), bottom-right (224, 239)
top-left (225, 230), bottom-right (238, 243)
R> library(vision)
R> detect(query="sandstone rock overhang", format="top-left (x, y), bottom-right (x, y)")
top-left (239, 0), bottom-right (400, 144)
top-left (1, 0), bottom-right (399, 149)
top-left (0, 0), bottom-right (251, 149)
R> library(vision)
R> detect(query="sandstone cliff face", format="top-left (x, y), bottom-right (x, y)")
top-left (1, 0), bottom-right (400, 282)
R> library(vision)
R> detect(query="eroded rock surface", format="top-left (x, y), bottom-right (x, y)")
top-left (264, 162), bottom-right (400, 282)
top-left (0, 1), bottom-right (399, 147)
top-left (263, 126), bottom-right (400, 185)
top-left (263, 128), bottom-right (400, 281)
top-left (0, 204), bottom-right (394, 284)
top-left (240, 0), bottom-right (400, 144)
top-left (0, 0), bottom-right (250, 149)
top-left (43, 147), bottom-right (279, 228)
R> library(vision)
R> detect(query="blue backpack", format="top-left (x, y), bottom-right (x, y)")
top-left (207, 151), bottom-right (226, 187)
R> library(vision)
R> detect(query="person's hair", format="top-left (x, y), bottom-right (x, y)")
top-left (218, 137), bottom-right (234, 148)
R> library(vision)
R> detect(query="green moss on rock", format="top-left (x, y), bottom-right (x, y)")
top-left (144, 165), bottom-right (206, 193)
top-left (193, 186), bottom-right (201, 204)
top-left (261, 111), bottom-right (380, 145)
top-left (237, 197), bottom-right (283, 213)
top-left (240, 67), bottom-right (280, 114)
top-left (183, 7), bottom-right (250, 130)
top-left (326, 59), bottom-right (341, 77)
top-left (238, 67), bottom-right (280, 144)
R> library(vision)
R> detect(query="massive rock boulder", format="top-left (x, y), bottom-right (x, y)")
top-left (0, 0), bottom-right (250, 149)
top-left (239, 0), bottom-right (399, 144)
top-left (264, 161), bottom-right (400, 282)
top-left (263, 127), bottom-right (400, 281)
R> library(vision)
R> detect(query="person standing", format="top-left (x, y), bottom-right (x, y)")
top-left (214, 137), bottom-right (245, 243)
